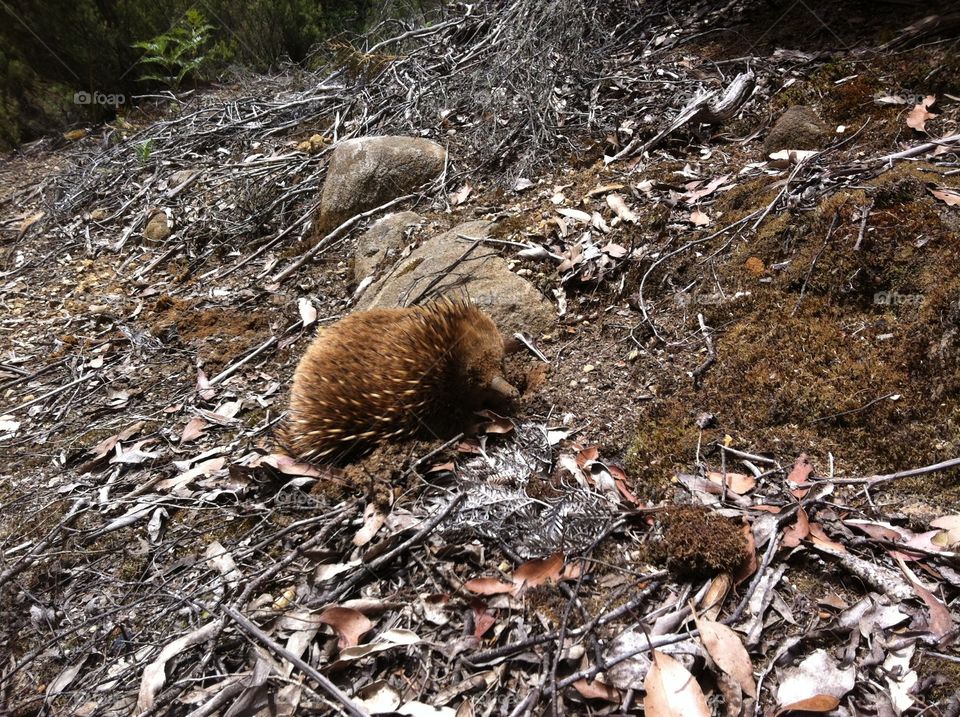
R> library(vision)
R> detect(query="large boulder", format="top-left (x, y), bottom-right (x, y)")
top-left (353, 211), bottom-right (423, 283)
top-left (357, 220), bottom-right (555, 335)
top-left (319, 136), bottom-right (446, 230)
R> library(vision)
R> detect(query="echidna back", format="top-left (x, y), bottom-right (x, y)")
top-left (280, 300), bottom-right (515, 463)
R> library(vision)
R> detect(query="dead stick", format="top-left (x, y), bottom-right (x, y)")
top-left (690, 313), bottom-right (715, 387)
top-left (875, 133), bottom-right (960, 163)
top-left (814, 455), bottom-right (960, 486)
top-left (0, 499), bottom-right (88, 590)
top-left (218, 199), bottom-right (322, 280)
top-left (271, 193), bottom-right (415, 285)
top-left (2, 373), bottom-right (93, 415)
top-left (311, 492), bottom-right (466, 606)
top-left (221, 606), bottom-right (367, 717)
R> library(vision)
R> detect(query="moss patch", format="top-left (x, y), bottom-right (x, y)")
top-left (650, 505), bottom-right (749, 579)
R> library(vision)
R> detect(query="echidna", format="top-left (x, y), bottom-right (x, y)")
top-left (279, 298), bottom-right (519, 462)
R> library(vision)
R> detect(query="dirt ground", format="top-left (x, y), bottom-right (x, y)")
top-left (2, 2), bottom-right (960, 715)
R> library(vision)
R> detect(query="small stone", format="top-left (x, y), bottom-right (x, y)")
top-left (583, 364), bottom-right (595, 373)
top-left (763, 106), bottom-right (828, 155)
top-left (143, 211), bottom-right (171, 243)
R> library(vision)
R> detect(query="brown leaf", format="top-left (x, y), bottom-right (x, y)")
top-left (683, 174), bottom-right (731, 202)
top-left (897, 557), bottom-right (954, 638)
top-left (180, 417), bottom-right (208, 443)
top-left (471, 602), bottom-right (496, 638)
top-left (572, 678), bottom-right (621, 703)
top-left (474, 409), bottom-right (514, 435)
top-left (929, 186), bottom-right (960, 206)
top-left (706, 470), bottom-right (756, 495)
top-left (787, 453), bottom-right (813, 485)
top-left (733, 523), bottom-right (758, 584)
top-left (353, 503), bottom-right (386, 547)
top-left (906, 95), bottom-right (937, 132)
top-left (317, 607), bottom-right (373, 648)
top-left (643, 650), bottom-right (710, 717)
top-left (782, 508), bottom-right (810, 548)
top-left (601, 241), bottom-right (629, 258)
top-left (775, 695), bottom-right (840, 715)
top-left (78, 421), bottom-right (146, 472)
top-left (576, 446), bottom-right (600, 466)
top-left (257, 453), bottom-right (324, 478)
top-left (18, 211), bottom-right (45, 234)
top-left (808, 523), bottom-right (846, 553)
top-left (512, 552), bottom-right (565, 591)
top-left (463, 577), bottom-right (516, 596)
top-left (694, 615), bottom-right (757, 697)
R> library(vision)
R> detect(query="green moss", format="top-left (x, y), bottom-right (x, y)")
top-left (625, 161), bottom-right (960, 508)
top-left (625, 402), bottom-right (701, 500)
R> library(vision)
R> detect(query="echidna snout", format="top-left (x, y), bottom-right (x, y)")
top-left (279, 299), bottom-right (518, 463)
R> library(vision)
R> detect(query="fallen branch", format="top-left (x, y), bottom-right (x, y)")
top-left (221, 606), bottom-right (367, 717)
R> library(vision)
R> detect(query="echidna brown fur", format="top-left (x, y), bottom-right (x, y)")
top-left (278, 298), bottom-right (519, 463)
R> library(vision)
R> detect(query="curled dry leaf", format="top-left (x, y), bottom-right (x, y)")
top-left (706, 470), bottom-right (756, 495)
top-left (776, 649), bottom-right (854, 707)
top-left (775, 695), bottom-right (840, 716)
top-left (353, 503), bottom-right (386, 547)
top-left (298, 297), bottom-right (317, 328)
top-left (338, 628), bottom-right (419, 661)
top-left (572, 678), bottom-right (621, 703)
top-left (896, 557), bottom-right (954, 638)
top-left (787, 453), bottom-right (813, 486)
top-left (906, 95), bottom-right (937, 132)
top-left (782, 507), bottom-right (810, 548)
top-left (180, 417), bottom-right (207, 443)
top-left (257, 453), bottom-right (324, 478)
top-left (138, 620), bottom-right (223, 711)
top-left (732, 523), bottom-right (758, 584)
top-left (606, 193), bottom-right (638, 223)
top-left (643, 650), bottom-right (710, 717)
top-left (472, 602), bottom-right (496, 638)
top-left (474, 409), bottom-right (514, 435)
top-left (464, 552), bottom-right (572, 596)
top-left (768, 149), bottom-right (818, 166)
top-left (450, 182), bottom-right (472, 205)
top-left (512, 552), bottom-right (565, 590)
top-left (931, 514), bottom-right (960, 547)
top-left (694, 614), bottom-right (757, 697)
top-left (808, 523), bottom-right (846, 553)
top-left (356, 680), bottom-right (402, 714)
top-left (317, 606), bottom-right (373, 648)
top-left (463, 577), bottom-right (516, 596)
top-left (929, 186), bottom-right (960, 206)
top-left (557, 207), bottom-right (592, 223)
